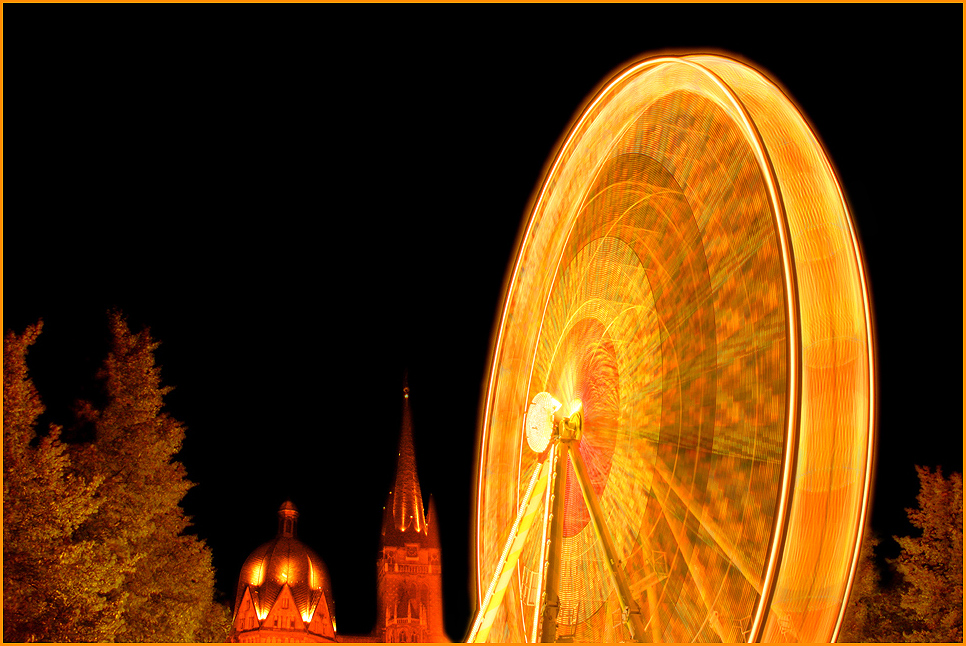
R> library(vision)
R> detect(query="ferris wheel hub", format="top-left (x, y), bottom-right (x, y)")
top-left (526, 394), bottom-right (585, 452)
top-left (558, 406), bottom-right (582, 443)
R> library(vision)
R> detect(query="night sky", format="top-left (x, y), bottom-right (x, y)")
top-left (5, 7), bottom-right (962, 641)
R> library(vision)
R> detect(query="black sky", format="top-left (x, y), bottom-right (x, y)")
top-left (5, 6), bottom-right (963, 640)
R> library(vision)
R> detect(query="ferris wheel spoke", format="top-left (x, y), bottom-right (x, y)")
top-left (650, 489), bottom-right (733, 643)
top-left (651, 456), bottom-right (763, 594)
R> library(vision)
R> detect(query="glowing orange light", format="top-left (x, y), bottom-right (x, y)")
top-left (249, 560), bottom-right (265, 587)
top-left (474, 54), bottom-right (874, 643)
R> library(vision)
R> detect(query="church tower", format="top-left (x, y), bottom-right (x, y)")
top-left (375, 383), bottom-right (448, 643)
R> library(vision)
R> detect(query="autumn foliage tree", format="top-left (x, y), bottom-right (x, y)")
top-left (3, 322), bottom-right (122, 641)
top-left (837, 530), bottom-right (903, 642)
top-left (839, 465), bottom-right (964, 643)
top-left (892, 466), bottom-right (963, 642)
top-left (71, 310), bottom-right (225, 641)
top-left (3, 313), bottom-right (229, 642)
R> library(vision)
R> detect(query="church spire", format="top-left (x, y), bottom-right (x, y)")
top-left (376, 375), bottom-right (448, 642)
top-left (388, 377), bottom-right (427, 535)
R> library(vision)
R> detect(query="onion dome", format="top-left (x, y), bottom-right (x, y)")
top-left (234, 502), bottom-right (335, 636)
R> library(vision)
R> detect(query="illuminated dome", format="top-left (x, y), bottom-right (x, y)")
top-left (231, 502), bottom-right (337, 642)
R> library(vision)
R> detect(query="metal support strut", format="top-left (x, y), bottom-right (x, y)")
top-left (542, 406), bottom-right (648, 642)
top-left (471, 395), bottom-right (650, 642)
top-left (540, 440), bottom-right (570, 642)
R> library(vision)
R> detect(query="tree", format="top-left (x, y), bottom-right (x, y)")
top-left (72, 310), bottom-right (225, 641)
top-left (892, 465), bottom-right (963, 642)
top-left (838, 529), bottom-right (905, 642)
top-left (4, 314), bottom-right (228, 642)
top-left (196, 597), bottom-right (233, 643)
top-left (3, 322), bottom-right (122, 642)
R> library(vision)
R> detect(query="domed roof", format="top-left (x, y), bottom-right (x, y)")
top-left (234, 502), bottom-right (334, 624)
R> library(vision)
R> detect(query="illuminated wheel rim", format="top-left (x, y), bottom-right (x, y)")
top-left (475, 55), bottom-right (875, 643)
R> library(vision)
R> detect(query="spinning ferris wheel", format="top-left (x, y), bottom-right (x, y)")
top-left (469, 55), bottom-right (875, 643)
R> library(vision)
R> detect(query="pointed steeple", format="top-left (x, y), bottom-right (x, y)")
top-left (388, 377), bottom-right (427, 535)
top-left (376, 375), bottom-right (448, 642)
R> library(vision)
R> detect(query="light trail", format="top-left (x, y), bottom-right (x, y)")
top-left (474, 53), bottom-right (875, 643)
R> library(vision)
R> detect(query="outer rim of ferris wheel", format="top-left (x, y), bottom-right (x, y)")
top-left (473, 53), bottom-right (875, 643)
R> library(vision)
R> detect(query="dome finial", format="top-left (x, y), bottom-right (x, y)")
top-left (278, 500), bottom-right (299, 538)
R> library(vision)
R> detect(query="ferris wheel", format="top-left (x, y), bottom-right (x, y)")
top-left (469, 55), bottom-right (875, 643)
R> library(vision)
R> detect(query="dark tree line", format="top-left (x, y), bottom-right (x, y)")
top-left (840, 466), bottom-right (963, 642)
top-left (3, 313), bottom-right (230, 642)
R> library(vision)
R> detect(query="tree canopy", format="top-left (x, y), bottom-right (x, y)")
top-left (837, 530), bottom-right (903, 642)
top-left (840, 465), bottom-right (963, 642)
top-left (3, 314), bottom-right (229, 642)
top-left (4, 322), bottom-right (122, 641)
top-left (892, 465), bottom-right (963, 642)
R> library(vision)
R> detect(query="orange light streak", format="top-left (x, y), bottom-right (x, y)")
top-left (475, 53), bottom-right (874, 644)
